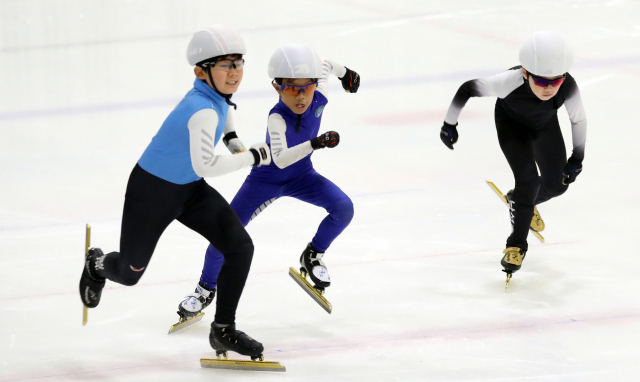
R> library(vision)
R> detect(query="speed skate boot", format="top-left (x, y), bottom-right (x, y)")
top-left (501, 246), bottom-right (526, 288)
top-left (506, 190), bottom-right (545, 232)
top-left (300, 243), bottom-right (330, 291)
top-left (79, 248), bottom-right (106, 308)
top-left (209, 322), bottom-right (264, 360)
top-left (201, 322), bottom-right (285, 371)
top-left (178, 282), bottom-right (216, 320)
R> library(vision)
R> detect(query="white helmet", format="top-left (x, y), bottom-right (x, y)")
top-left (268, 44), bottom-right (323, 79)
top-left (186, 25), bottom-right (246, 66)
top-left (519, 31), bottom-right (573, 77)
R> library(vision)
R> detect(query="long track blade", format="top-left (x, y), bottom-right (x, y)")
top-left (83, 224), bottom-right (91, 326)
top-left (200, 358), bottom-right (286, 372)
top-left (168, 312), bottom-right (205, 334)
top-left (288, 267), bottom-right (332, 314)
top-left (486, 181), bottom-right (508, 205)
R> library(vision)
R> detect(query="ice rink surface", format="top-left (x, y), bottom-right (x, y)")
top-left (2, 0), bottom-right (640, 381)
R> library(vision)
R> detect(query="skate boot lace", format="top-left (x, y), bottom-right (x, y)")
top-left (302, 250), bottom-right (326, 269)
top-left (221, 327), bottom-right (256, 347)
top-left (182, 292), bottom-right (207, 305)
top-left (86, 248), bottom-right (106, 282)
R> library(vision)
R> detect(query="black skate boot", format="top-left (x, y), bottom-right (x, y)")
top-left (506, 189), bottom-right (545, 232)
top-left (501, 246), bottom-right (526, 288)
top-left (501, 246), bottom-right (526, 273)
top-left (79, 248), bottom-right (106, 308)
top-left (201, 323), bottom-right (285, 371)
top-left (299, 243), bottom-right (330, 290)
top-left (177, 282), bottom-right (216, 320)
top-left (209, 322), bottom-right (264, 360)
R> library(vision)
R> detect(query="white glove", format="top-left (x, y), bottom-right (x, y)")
top-left (225, 137), bottom-right (246, 154)
top-left (223, 132), bottom-right (246, 154)
top-left (249, 143), bottom-right (271, 167)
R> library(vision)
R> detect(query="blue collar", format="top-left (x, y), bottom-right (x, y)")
top-left (194, 78), bottom-right (226, 104)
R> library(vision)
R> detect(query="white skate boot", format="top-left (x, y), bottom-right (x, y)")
top-left (288, 242), bottom-right (333, 313)
top-left (168, 282), bottom-right (215, 334)
top-left (300, 243), bottom-right (330, 289)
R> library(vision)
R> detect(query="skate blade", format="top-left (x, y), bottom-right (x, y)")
top-left (168, 312), bottom-right (205, 334)
top-left (83, 224), bottom-right (91, 326)
top-left (486, 181), bottom-right (508, 205)
top-left (505, 273), bottom-right (512, 290)
top-left (200, 358), bottom-right (286, 372)
top-left (288, 267), bottom-right (332, 314)
top-left (486, 181), bottom-right (545, 243)
top-left (531, 230), bottom-right (545, 243)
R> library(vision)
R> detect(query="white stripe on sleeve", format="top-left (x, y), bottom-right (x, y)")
top-left (316, 59), bottom-right (347, 98)
top-left (268, 113), bottom-right (313, 169)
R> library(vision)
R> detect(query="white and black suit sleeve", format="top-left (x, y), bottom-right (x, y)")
top-left (188, 109), bottom-right (255, 177)
top-left (268, 113), bottom-right (313, 169)
top-left (444, 69), bottom-right (524, 125)
top-left (563, 81), bottom-right (587, 160)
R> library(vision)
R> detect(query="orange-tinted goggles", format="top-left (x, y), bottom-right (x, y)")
top-left (275, 81), bottom-right (318, 96)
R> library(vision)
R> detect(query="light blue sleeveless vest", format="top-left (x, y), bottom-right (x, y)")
top-left (138, 79), bottom-right (229, 184)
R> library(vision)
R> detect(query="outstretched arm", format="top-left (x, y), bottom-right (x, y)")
top-left (444, 68), bottom-right (524, 125)
top-left (441, 67), bottom-right (523, 150)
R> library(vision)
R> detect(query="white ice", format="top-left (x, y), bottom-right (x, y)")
top-left (2, 1), bottom-right (640, 381)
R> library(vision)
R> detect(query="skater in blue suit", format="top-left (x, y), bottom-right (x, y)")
top-left (177, 44), bottom-right (360, 319)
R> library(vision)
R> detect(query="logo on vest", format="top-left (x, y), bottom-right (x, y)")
top-left (315, 105), bottom-right (324, 118)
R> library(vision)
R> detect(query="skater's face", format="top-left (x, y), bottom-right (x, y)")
top-left (272, 78), bottom-right (316, 114)
top-left (522, 68), bottom-right (563, 101)
top-left (195, 55), bottom-right (244, 95)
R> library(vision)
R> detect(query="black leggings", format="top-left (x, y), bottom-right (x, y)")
top-left (96, 164), bottom-right (253, 324)
top-left (495, 106), bottom-right (568, 251)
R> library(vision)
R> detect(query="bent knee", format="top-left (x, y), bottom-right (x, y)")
top-left (238, 238), bottom-right (254, 258)
top-left (226, 237), bottom-right (254, 263)
top-left (332, 198), bottom-right (354, 224)
top-left (516, 174), bottom-right (541, 190)
top-left (119, 271), bottom-right (143, 286)
top-left (113, 258), bottom-right (146, 286)
top-left (546, 182), bottom-right (568, 197)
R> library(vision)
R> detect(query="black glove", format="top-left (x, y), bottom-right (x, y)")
top-left (339, 67), bottom-right (360, 93)
top-left (440, 122), bottom-right (458, 150)
top-left (311, 131), bottom-right (340, 150)
top-left (562, 156), bottom-right (583, 185)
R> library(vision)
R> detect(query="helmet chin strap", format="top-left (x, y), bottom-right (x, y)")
top-left (205, 66), bottom-right (237, 110)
